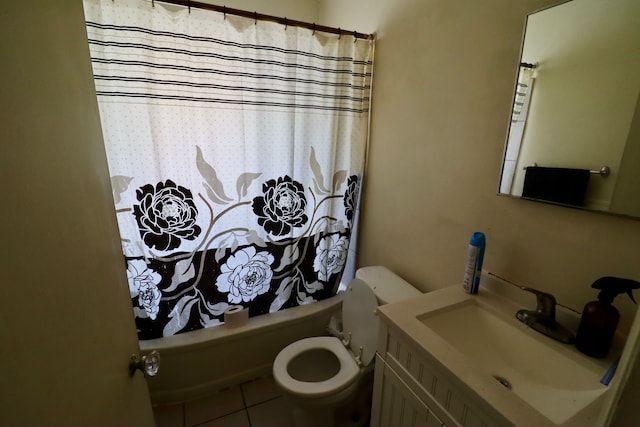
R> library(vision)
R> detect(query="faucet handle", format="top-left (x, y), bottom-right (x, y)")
top-left (520, 286), bottom-right (556, 319)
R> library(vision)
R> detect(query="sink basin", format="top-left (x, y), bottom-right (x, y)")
top-left (417, 299), bottom-right (607, 424)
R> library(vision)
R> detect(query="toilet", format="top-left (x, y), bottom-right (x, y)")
top-left (273, 266), bottom-right (422, 427)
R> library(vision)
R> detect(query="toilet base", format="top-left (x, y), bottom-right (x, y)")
top-left (333, 381), bottom-right (373, 427)
top-left (291, 406), bottom-right (335, 427)
top-left (284, 369), bottom-right (374, 427)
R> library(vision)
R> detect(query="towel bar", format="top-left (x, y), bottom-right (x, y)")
top-left (523, 164), bottom-right (610, 178)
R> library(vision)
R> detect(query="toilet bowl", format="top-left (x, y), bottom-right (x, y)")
top-left (272, 266), bottom-right (421, 427)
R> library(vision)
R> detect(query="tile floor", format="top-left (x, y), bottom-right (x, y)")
top-left (153, 376), bottom-right (294, 427)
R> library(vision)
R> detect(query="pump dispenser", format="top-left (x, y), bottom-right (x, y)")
top-left (575, 277), bottom-right (640, 358)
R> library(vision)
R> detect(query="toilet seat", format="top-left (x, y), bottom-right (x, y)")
top-left (273, 336), bottom-right (360, 399)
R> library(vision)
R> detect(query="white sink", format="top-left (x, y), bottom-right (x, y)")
top-left (378, 284), bottom-right (614, 426)
top-left (418, 299), bottom-right (607, 424)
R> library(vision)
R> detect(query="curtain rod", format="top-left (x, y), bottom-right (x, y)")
top-left (150, 0), bottom-right (374, 40)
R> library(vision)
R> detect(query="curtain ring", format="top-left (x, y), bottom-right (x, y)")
top-left (353, 30), bottom-right (357, 42)
top-left (254, 12), bottom-right (257, 25)
top-left (284, 17), bottom-right (287, 31)
top-left (312, 23), bottom-right (316, 35)
top-left (187, 0), bottom-right (191, 13)
top-left (152, 0), bottom-right (155, 7)
top-left (223, 5), bottom-right (226, 20)
top-left (338, 28), bottom-right (341, 40)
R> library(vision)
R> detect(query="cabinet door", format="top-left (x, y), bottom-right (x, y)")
top-left (375, 362), bottom-right (444, 427)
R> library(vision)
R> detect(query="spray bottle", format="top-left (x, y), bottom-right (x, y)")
top-left (575, 277), bottom-right (640, 358)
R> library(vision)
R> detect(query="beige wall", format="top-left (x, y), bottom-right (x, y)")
top-left (319, 0), bottom-right (640, 334)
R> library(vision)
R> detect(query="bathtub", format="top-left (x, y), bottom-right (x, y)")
top-left (140, 294), bottom-right (343, 405)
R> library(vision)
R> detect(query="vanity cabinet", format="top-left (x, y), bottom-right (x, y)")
top-left (371, 319), bottom-right (511, 427)
top-left (372, 354), bottom-right (444, 427)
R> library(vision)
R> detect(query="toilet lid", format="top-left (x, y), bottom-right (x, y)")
top-left (342, 278), bottom-right (378, 366)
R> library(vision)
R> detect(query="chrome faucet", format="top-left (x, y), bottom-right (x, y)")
top-left (516, 287), bottom-right (574, 344)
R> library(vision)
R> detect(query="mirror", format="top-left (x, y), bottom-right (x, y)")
top-left (499, 0), bottom-right (640, 219)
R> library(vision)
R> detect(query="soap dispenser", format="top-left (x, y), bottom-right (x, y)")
top-left (575, 277), bottom-right (640, 358)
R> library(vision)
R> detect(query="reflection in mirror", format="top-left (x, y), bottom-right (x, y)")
top-left (499, 0), bottom-right (640, 218)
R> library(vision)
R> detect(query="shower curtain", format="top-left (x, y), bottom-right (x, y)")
top-left (83, 0), bottom-right (373, 339)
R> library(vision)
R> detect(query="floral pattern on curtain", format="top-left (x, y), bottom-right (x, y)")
top-left (83, 0), bottom-right (373, 339)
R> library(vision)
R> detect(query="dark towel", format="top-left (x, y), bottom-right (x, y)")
top-left (522, 167), bottom-right (590, 207)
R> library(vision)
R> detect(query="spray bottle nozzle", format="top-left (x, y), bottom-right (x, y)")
top-left (592, 276), bottom-right (640, 305)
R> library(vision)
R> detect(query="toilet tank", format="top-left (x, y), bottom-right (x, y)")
top-left (355, 266), bottom-right (422, 305)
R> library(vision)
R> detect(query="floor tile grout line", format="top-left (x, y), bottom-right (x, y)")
top-left (239, 383), bottom-right (247, 408)
top-left (191, 408), bottom-right (248, 427)
top-left (240, 378), bottom-right (284, 407)
top-left (245, 394), bottom-right (284, 410)
top-left (158, 380), bottom-right (283, 427)
top-left (239, 384), bottom-right (252, 427)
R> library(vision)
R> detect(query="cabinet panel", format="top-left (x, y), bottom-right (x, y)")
top-left (376, 361), bottom-right (444, 427)
top-left (376, 325), bottom-right (511, 427)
